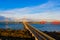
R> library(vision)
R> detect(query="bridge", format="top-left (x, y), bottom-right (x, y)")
top-left (23, 20), bottom-right (55, 40)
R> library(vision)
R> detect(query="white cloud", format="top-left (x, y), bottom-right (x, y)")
top-left (0, 0), bottom-right (60, 21)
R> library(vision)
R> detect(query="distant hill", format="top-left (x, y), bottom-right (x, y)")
top-left (0, 16), bottom-right (12, 21)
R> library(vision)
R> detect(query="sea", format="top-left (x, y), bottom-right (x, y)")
top-left (0, 22), bottom-right (24, 30)
top-left (31, 23), bottom-right (60, 32)
top-left (0, 22), bottom-right (60, 32)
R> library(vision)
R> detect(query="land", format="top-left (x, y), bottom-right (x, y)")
top-left (0, 29), bottom-right (60, 40)
top-left (43, 31), bottom-right (60, 40)
top-left (0, 29), bottom-right (35, 40)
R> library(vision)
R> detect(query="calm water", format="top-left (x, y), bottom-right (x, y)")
top-left (31, 24), bottom-right (60, 32)
top-left (0, 22), bottom-right (24, 30)
top-left (0, 22), bottom-right (60, 32)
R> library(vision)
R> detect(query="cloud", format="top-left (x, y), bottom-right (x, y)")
top-left (0, 0), bottom-right (60, 21)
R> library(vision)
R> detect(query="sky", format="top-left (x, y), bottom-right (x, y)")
top-left (0, 0), bottom-right (60, 21)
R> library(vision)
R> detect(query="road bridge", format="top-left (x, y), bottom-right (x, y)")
top-left (23, 21), bottom-right (55, 40)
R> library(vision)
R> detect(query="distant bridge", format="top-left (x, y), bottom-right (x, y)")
top-left (23, 21), bottom-right (55, 40)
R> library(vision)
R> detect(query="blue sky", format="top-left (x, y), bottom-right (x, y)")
top-left (0, 0), bottom-right (48, 10)
top-left (0, 0), bottom-right (60, 21)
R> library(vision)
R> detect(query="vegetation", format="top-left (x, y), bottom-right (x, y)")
top-left (0, 29), bottom-right (35, 40)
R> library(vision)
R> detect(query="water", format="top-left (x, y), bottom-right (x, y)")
top-left (0, 22), bottom-right (24, 30)
top-left (31, 23), bottom-right (60, 32)
top-left (0, 22), bottom-right (60, 32)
